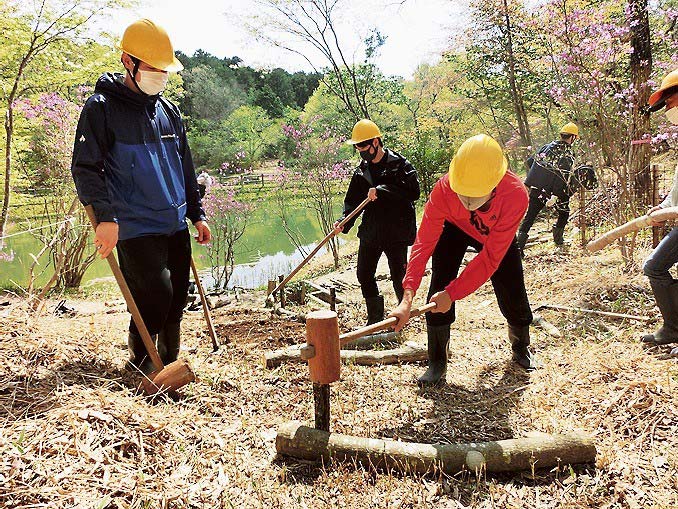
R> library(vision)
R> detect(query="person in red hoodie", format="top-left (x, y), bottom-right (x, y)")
top-left (389, 134), bottom-right (536, 386)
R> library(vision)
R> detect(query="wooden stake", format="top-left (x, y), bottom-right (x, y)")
top-left (313, 383), bottom-right (330, 431)
top-left (329, 286), bottom-right (336, 311)
top-left (278, 274), bottom-right (286, 308)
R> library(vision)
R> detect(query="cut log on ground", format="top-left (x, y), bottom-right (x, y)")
top-left (273, 306), bottom-right (307, 323)
top-left (263, 341), bottom-right (426, 369)
top-left (276, 422), bottom-right (597, 475)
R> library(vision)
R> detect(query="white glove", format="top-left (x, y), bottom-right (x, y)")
top-left (545, 195), bottom-right (558, 207)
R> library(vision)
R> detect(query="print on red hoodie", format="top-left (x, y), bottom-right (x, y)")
top-left (402, 171), bottom-right (528, 302)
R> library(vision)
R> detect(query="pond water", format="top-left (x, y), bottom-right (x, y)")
top-left (0, 203), bottom-right (354, 290)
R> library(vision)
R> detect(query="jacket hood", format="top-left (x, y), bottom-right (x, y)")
top-left (94, 72), bottom-right (158, 108)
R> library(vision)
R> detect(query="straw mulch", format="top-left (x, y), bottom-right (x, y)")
top-left (1, 236), bottom-right (677, 508)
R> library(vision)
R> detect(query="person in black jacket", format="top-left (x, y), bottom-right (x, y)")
top-left (71, 19), bottom-right (211, 375)
top-left (333, 119), bottom-right (420, 324)
top-left (516, 122), bottom-right (578, 254)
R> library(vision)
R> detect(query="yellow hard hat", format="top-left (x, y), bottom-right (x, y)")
top-left (649, 68), bottom-right (678, 112)
top-left (560, 122), bottom-right (579, 136)
top-left (117, 19), bottom-right (183, 72)
top-left (347, 119), bottom-right (382, 145)
top-left (448, 134), bottom-right (508, 198)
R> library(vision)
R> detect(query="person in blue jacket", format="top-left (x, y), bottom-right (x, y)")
top-left (71, 19), bottom-right (211, 375)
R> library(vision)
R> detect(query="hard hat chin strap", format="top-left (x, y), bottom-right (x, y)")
top-left (122, 55), bottom-right (147, 95)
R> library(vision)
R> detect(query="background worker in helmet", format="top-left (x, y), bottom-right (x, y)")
top-left (333, 119), bottom-right (420, 325)
top-left (516, 122), bottom-right (579, 254)
top-left (641, 68), bottom-right (678, 353)
top-left (71, 19), bottom-right (211, 374)
top-left (389, 134), bottom-right (536, 386)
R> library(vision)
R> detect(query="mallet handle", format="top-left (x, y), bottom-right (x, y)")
top-left (190, 257), bottom-right (219, 351)
top-left (85, 205), bottom-right (164, 372)
top-left (267, 196), bottom-right (371, 297)
top-left (338, 302), bottom-right (437, 347)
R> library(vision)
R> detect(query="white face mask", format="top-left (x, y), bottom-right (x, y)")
top-left (459, 193), bottom-right (492, 211)
top-left (137, 69), bottom-right (168, 96)
top-left (666, 106), bottom-right (678, 125)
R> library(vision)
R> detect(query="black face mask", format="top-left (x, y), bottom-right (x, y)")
top-left (359, 144), bottom-right (377, 162)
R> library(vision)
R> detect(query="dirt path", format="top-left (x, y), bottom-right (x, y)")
top-left (1, 230), bottom-right (677, 508)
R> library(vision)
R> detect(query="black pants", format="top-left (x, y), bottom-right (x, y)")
top-left (519, 188), bottom-right (570, 235)
top-left (426, 222), bottom-right (533, 327)
top-left (117, 228), bottom-right (191, 335)
top-left (357, 239), bottom-right (408, 301)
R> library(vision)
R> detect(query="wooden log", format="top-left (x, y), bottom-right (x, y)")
top-left (274, 306), bottom-right (307, 323)
top-left (586, 206), bottom-right (678, 252)
top-left (341, 331), bottom-right (403, 350)
top-left (313, 383), bottom-right (330, 431)
top-left (306, 310), bottom-right (341, 384)
top-left (276, 422), bottom-right (597, 475)
top-left (263, 341), bottom-right (426, 369)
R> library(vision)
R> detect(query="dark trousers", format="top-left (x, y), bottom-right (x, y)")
top-left (117, 228), bottom-right (191, 335)
top-left (426, 222), bottom-right (533, 327)
top-left (519, 188), bottom-right (570, 235)
top-left (357, 239), bottom-right (408, 301)
top-left (644, 227), bottom-right (678, 287)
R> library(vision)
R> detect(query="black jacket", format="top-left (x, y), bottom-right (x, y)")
top-left (71, 73), bottom-right (205, 240)
top-left (524, 140), bottom-right (575, 201)
top-left (340, 149), bottom-right (420, 245)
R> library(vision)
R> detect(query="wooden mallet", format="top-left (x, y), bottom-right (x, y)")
top-left (586, 206), bottom-right (678, 252)
top-left (85, 205), bottom-right (195, 395)
top-left (302, 302), bottom-right (436, 431)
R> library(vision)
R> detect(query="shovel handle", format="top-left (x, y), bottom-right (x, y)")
top-left (190, 257), bottom-right (219, 351)
top-left (339, 301), bottom-right (436, 346)
top-left (84, 205), bottom-right (164, 372)
top-left (267, 196), bottom-right (372, 298)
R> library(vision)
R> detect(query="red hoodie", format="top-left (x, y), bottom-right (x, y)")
top-left (402, 171), bottom-right (528, 302)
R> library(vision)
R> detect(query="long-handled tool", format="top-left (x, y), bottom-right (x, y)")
top-left (190, 256), bottom-right (219, 351)
top-left (85, 205), bottom-right (195, 395)
top-left (586, 206), bottom-right (678, 252)
top-left (301, 302), bottom-right (437, 360)
top-left (267, 196), bottom-right (372, 301)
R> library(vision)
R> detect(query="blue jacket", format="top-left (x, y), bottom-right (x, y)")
top-left (71, 73), bottom-right (205, 240)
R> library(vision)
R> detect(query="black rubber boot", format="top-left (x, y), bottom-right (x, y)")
top-left (127, 331), bottom-right (156, 375)
top-left (417, 324), bottom-right (450, 386)
top-left (641, 281), bottom-right (678, 345)
top-left (158, 321), bottom-right (181, 364)
top-left (516, 231), bottom-right (528, 258)
top-left (365, 296), bottom-right (385, 325)
top-left (552, 227), bottom-right (565, 246)
top-left (509, 324), bottom-right (537, 371)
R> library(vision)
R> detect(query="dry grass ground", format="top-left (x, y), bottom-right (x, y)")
top-left (1, 228), bottom-right (677, 508)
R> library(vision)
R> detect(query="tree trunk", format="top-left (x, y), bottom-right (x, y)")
top-left (1, 107), bottom-right (13, 242)
top-left (628, 0), bottom-right (652, 204)
top-left (276, 422), bottom-right (597, 474)
top-left (502, 0), bottom-right (532, 148)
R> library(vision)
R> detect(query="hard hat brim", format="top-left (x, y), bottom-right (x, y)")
top-left (648, 85), bottom-right (677, 112)
top-left (117, 42), bottom-right (184, 72)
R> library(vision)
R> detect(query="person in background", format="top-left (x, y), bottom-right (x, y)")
top-left (334, 119), bottom-right (420, 325)
top-left (197, 170), bottom-right (213, 198)
top-left (516, 123), bottom-right (579, 255)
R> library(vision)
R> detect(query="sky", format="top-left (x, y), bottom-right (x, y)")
top-left (104, 0), bottom-right (470, 78)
